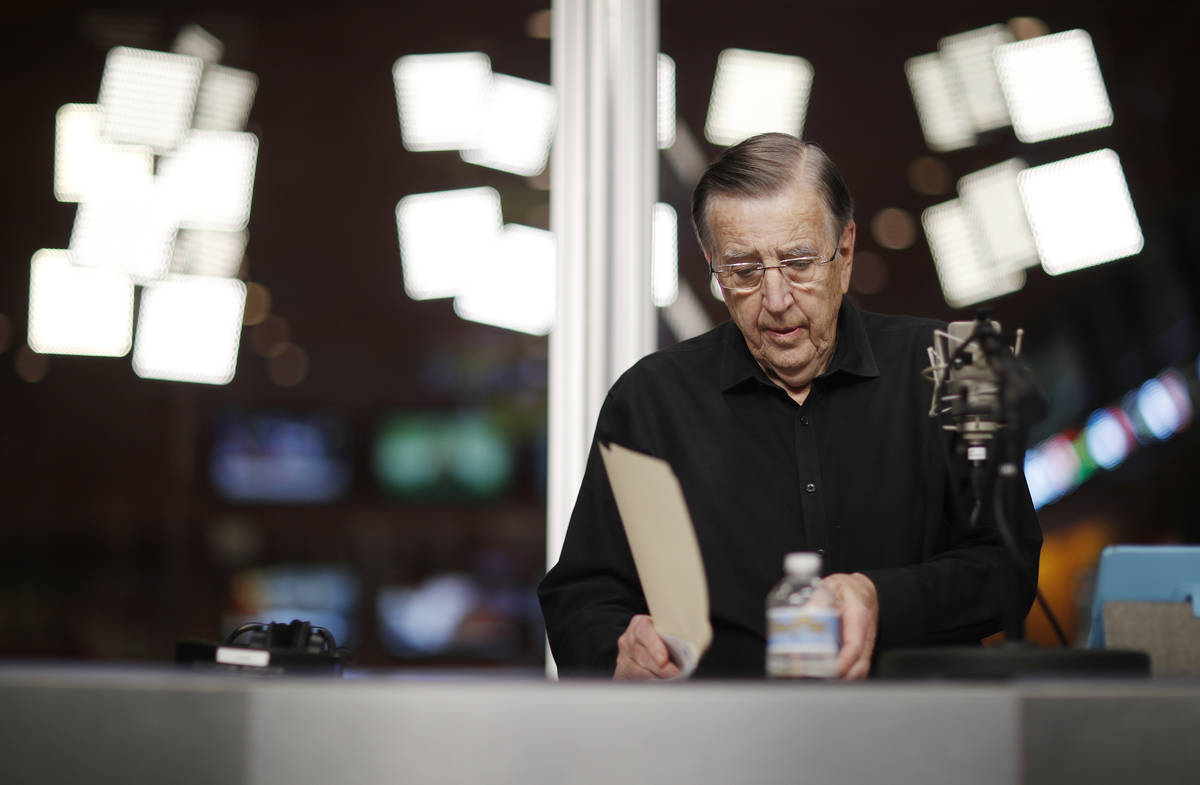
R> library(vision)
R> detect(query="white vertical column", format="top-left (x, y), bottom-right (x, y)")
top-left (547, 0), bottom-right (658, 649)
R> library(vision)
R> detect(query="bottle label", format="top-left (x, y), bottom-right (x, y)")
top-left (766, 606), bottom-right (841, 655)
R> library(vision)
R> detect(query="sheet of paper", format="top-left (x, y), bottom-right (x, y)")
top-left (599, 442), bottom-right (712, 677)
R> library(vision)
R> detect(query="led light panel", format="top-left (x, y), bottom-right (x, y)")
top-left (905, 53), bottom-right (976, 152)
top-left (158, 130), bottom-right (259, 230)
top-left (193, 65), bottom-right (258, 131)
top-left (653, 202), bottom-right (678, 307)
top-left (1018, 149), bottom-right (1142, 275)
top-left (170, 228), bottom-right (247, 277)
top-left (69, 182), bottom-right (177, 282)
top-left (393, 52), bottom-right (492, 152)
top-left (657, 53), bottom-right (676, 150)
top-left (1084, 408), bottom-right (1132, 470)
top-left (995, 29), bottom-right (1114, 143)
top-left (958, 159), bottom-right (1038, 271)
top-left (54, 103), bottom-right (101, 202)
top-left (453, 224), bottom-right (554, 335)
top-left (396, 187), bottom-right (503, 300)
top-left (132, 275), bottom-right (246, 384)
top-left (1024, 434), bottom-right (1081, 510)
top-left (922, 198), bottom-right (1024, 309)
top-left (98, 46), bottom-right (203, 152)
top-left (55, 103), bottom-right (155, 203)
top-left (705, 48), bottom-right (813, 146)
top-left (172, 23), bottom-right (224, 64)
top-left (937, 24), bottom-right (1013, 133)
top-left (1136, 373), bottom-right (1191, 441)
top-left (27, 249), bottom-right (134, 357)
top-left (460, 73), bottom-right (556, 177)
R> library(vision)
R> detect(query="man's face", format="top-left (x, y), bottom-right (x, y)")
top-left (705, 177), bottom-right (854, 398)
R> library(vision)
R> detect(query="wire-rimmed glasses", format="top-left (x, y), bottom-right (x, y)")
top-left (710, 248), bottom-right (839, 293)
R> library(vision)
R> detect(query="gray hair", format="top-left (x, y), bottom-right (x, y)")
top-left (690, 133), bottom-right (855, 255)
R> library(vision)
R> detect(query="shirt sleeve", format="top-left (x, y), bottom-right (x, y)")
top-left (537, 387), bottom-right (649, 676)
top-left (861, 425), bottom-right (1043, 649)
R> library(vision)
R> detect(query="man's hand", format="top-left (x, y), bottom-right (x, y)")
top-left (822, 572), bottom-right (879, 681)
top-left (613, 614), bottom-right (682, 680)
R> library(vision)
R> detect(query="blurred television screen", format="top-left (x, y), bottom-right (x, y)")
top-left (210, 410), bottom-right (352, 503)
top-left (373, 411), bottom-right (513, 500)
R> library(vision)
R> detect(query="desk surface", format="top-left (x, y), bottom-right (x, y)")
top-left (2, 665), bottom-right (1198, 785)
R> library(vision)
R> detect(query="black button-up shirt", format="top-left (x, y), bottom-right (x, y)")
top-left (539, 302), bottom-right (1042, 677)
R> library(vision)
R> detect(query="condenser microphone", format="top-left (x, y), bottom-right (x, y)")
top-left (925, 315), bottom-right (1044, 464)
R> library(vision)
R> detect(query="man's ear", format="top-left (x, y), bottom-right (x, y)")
top-left (838, 221), bottom-right (856, 295)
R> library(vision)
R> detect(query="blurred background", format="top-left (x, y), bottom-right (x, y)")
top-left (0, 0), bottom-right (1196, 669)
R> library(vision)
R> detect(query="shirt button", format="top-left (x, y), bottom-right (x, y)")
top-left (805, 482), bottom-right (816, 493)
top-left (800, 415), bottom-right (810, 426)
top-left (817, 548), bottom-right (826, 556)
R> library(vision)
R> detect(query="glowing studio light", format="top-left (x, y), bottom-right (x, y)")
top-left (937, 24), bottom-right (1014, 133)
top-left (132, 275), bottom-right (246, 385)
top-left (1018, 149), bottom-right (1143, 275)
top-left (69, 181), bottom-right (177, 282)
top-left (1159, 369), bottom-right (1194, 431)
top-left (55, 104), bottom-right (156, 204)
top-left (905, 53), bottom-right (976, 152)
top-left (1023, 446), bottom-right (1056, 510)
top-left (922, 199), bottom-right (1024, 308)
top-left (98, 47), bottom-right (203, 153)
top-left (1084, 407), bottom-right (1132, 470)
top-left (958, 159), bottom-right (1039, 272)
top-left (657, 53), bottom-right (676, 149)
top-left (396, 187), bottom-right (503, 300)
top-left (705, 48), bottom-right (813, 146)
top-left (158, 130), bottom-right (259, 231)
top-left (54, 103), bottom-right (99, 202)
top-left (453, 223), bottom-right (555, 335)
top-left (393, 52), bottom-right (492, 152)
top-left (170, 228), bottom-right (247, 277)
top-left (995, 29), bottom-right (1114, 143)
top-left (653, 203), bottom-right (679, 307)
top-left (192, 65), bottom-right (258, 132)
top-left (171, 23), bottom-right (224, 64)
top-left (460, 73), bottom-right (556, 177)
top-left (27, 249), bottom-right (134, 357)
top-left (1136, 372), bottom-right (1191, 441)
top-left (1024, 434), bottom-right (1082, 509)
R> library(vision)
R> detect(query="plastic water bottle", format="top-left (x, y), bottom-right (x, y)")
top-left (766, 552), bottom-right (840, 679)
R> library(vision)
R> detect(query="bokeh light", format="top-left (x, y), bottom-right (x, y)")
top-left (460, 73), bottom-right (556, 177)
top-left (850, 250), bottom-right (888, 296)
top-left (907, 156), bottom-right (953, 195)
top-left (705, 48), bottom-right (813, 146)
top-left (396, 187), bottom-right (503, 300)
top-left (98, 46), bottom-right (203, 153)
top-left (393, 52), bottom-right (492, 152)
top-left (995, 29), bottom-right (1113, 143)
top-left (27, 249), bottom-right (135, 357)
top-left (870, 207), bottom-right (917, 250)
top-left (1019, 149), bottom-right (1143, 276)
top-left (1084, 407), bottom-right (1132, 470)
top-left (132, 275), bottom-right (246, 385)
top-left (242, 282), bottom-right (271, 326)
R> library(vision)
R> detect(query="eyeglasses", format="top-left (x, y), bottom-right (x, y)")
top-left (710, 248), bottom-right (839, 293)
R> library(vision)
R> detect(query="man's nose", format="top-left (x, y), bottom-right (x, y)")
top-left (760, 267), bottom-right (793, 311)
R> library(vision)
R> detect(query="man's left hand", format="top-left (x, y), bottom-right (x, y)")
top-left (822, 572), bottom-right (879, 680)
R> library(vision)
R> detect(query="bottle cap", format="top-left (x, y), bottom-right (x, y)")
top-left (784, 551), bottom-right (821, 577)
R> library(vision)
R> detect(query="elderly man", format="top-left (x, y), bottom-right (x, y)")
top-left (539, 133), bottom-right (1042, 680)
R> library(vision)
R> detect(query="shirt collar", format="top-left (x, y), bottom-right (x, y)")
top-left (719, 298), bottom-right (881, 392)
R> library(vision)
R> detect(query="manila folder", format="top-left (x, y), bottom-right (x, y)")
top-left (599, 442), bottom-right (712, 677)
